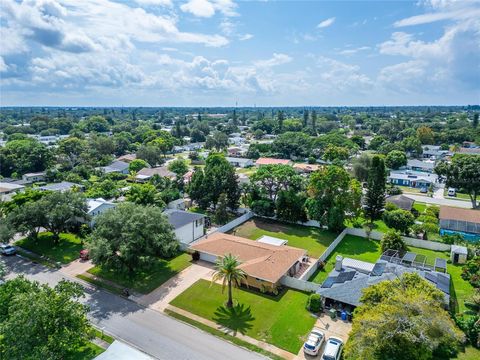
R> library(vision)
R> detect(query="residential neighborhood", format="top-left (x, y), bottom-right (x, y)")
top-left (1, 1), bottom-right (480, 360)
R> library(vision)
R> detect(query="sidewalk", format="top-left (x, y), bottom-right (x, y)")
top-left (61, 259), bottom-right (94, 277)
top-left (166, 305), bottom-right (296, 360)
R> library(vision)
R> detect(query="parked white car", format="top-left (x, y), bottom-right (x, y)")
top-left (303, 327), bottom-right (325, 356)
top-left (447, 187), bottom-right (456, 197)
top-left (321, 337), bottom-right (343, 360)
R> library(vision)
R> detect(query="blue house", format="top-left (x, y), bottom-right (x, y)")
top-left (388, 170), bottom-right (437, 189)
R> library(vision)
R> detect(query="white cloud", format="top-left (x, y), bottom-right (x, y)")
top-left (317, 17), bottom-right (335, 28)
top-left (239, 33), bottom-right (253, 41)
top-left (135, 0), bottom-right (173, 6)
top-left (0, 57), bottom-right (8, 72)
top-left (254, 53), bottom-right (292, 67)
top-left (180, 0), bottom-right (237, 18)
top-left (339, 46), bottom-right (370, 56)
top-left (315, 56), bottom-right (372, 92)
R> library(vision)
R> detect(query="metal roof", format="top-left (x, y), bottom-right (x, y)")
top-left (164, 210), bottom-right (205, 229)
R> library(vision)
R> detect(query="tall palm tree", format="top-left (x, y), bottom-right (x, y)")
top-left (212, 254), bottom-right (247, 308)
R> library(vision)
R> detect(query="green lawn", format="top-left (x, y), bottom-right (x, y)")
top-left (229, 218), bottom-right (338, 258)
top-left (453, 346), bottom-right (480, 360)
top-left (16, 232), bottom-right (83, 264)
top-left (170, 279), bottom-right (316, 354)
top-left (87, 252), bottom-right (192, 294)
top-left (69, 342), bottom-right (105, 360)
top-left (308, 235), bottom-right (475, 313)
top-left (413, 202), bottom-right (428, 213)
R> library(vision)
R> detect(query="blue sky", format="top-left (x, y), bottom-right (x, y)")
top-left (1, 0), bottom-right (479, 106)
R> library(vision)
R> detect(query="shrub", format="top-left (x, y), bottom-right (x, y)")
top-left (418, 215), bottom-right (438, 224)
top-left (386, 185), bottom-right (402, 195)
top-left (426, 206), bottom-right (440, 218)
top-left (191, 251), bottom-right (200, 261)
top-left (306, 294), bottom-right (322, 313)
top-left (442, 233), bottom-right (464, 245)
top-left (384, 202), bottom-right (399, 211)
top-left (251, 199), bottom-right (275, 217)
top-left (383, 209), bottom-right (415, 234)
top-left (462, 257), bottom-right (480, 288)
top-left (381, 230), bottom-right (407, 253)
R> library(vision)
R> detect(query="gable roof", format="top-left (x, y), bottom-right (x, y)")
top-left (164, 210), bottom-right (205, 229)
top-left (439, 206), bottom-right (480, 224)
top-left (255, 157), bottom-right (292, 166)
top-left (38, 181), bottom-right (83, 192)
top-left (136, 167), bottom-right (175, 179)
top-left (386, 195), bottom-right (415, 211)
top-left (87, 198), bottom-right (115, 214)
top-left (406, 159), bottom-right (435, 170)
top-left (190, 233), bottom-right (306, 283)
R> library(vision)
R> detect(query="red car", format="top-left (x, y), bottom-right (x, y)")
top-left (79, 249), bottom-right (89, 260)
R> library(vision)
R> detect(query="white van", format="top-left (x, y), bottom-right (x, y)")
top-left (447, 188), bottom-right (456, 197)
top-left (322, 337), bottom-right (343, 360)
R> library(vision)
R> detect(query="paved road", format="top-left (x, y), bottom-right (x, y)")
top-left (404, 194), bottom-right (474, 208)
top-left (2, 255), bottom-right (265, 360)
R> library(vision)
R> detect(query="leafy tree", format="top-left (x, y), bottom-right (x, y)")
top-left (380, 230), bottom-right (407, 252)
top-left (56, 137), bottom-right (87, 169)
top-left (277, 110), bottom-right (285, 132)
top-left (461, 257), bottom-right (480, 288)
top-left (276, 190), bottom-right (307, 223)
top-left (39, 191), bottom-right (88, 241)
top-left (435, 155), bottom-right (480, 208)
top-left (212, 254), bottom-right (247, 308)
top-left (215, 193), bottom-right (230, 225)
top-left (168, 158), bottom-right (189, 177)
top-left (0, 138), bottom-right (52, 177)
top-left (402, 136), bottom-right (423, 157)
top-left (352, 153), bottom-right (372, 182)
top-left (250, 199), bottom-right (275, 217)
top-left (136, 144), bottom-right (164, 167)
top-left (0, 277), bottom-right (92, 360)
top-left (306, 293), bottom-right (322, 313)
top-left (417, 126), bottom-right (435, 144)
top-left (272, 131), bottom-right (313, 159)
top-left (129, 159), bottom-right (149, 173)
top-left (323, 144), bottom-right (349, 161)
top-left (0, 260), bottom-right (5, 279)
top-left (383, 209), bottom-right (415, 234)
top-left (85, 179), bottom-right (120, 199)
top-left (311, 110), bottom-right (317, 133)
top-left (368, 135), bottom-right (387, 150)
top-left (9, 200), bottom-right (46, 240)
top-left (88, 203), bottom-right (178, 272)
top-left (350, 135), bottom-right (366, 149)
top-left (385, 150), bottom-right (407, 169)
top-left (303, 109), bottom-right (309, 128)
top-left (365, 155), bottom-right (387, 221)
top-left (344, 273), bottom-right (464, 360)
top-left (78, 115), bottom-right (110, 133)
top-left (1, 189), bottom-right (47, 214)
top-left (250, 164), bottom-right (303, 202)
top-left (126, 183), bottom-right (164, 207)
top-left (205, 131), bottom-right (229, 151)
top-left (306, 166), bottom-right (362, 232)
top-left (473, 113), bottom-right (478, 129)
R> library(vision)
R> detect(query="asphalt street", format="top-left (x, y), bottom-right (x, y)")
top-left (3, 255), bottom-right (266, 360)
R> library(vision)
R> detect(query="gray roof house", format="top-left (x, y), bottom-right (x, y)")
top-left (388, 170), bottom-right (438, 188)
top-left (38, 181), bottom-right (84, 192)
top-left (404, 159), bottom-right (435, 173)
top-left (421, 145), bottom-right (450, 159)
top-left (225, 157), bottom-right (254, 168)
top-left (97, 160), bottom-right (130, 175)
top-left (386, 194), bottom-right (415, 211)
top-left (164, 209), bottom-right (206, 247)
top-left (317, 252), bottom-right (450, 308)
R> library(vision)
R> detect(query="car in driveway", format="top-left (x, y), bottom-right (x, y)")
top-left (0, 244), bottom-right (16, 256)
top-left (321, 336), bottom-right (343, 360)
top-left (303, 327), bottom-right (325, 356)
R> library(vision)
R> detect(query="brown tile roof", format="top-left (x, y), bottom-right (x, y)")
top-left (117, 154), bottom-right (137, 162)
top-left (137, 166), bottom-right (175, 179)
top-left (293, 163), bottom-right (321, 172)
top-left (190, 233), bottom-right (306, 283)
top-left (255, 157), bottom-right (292, 166)
top-left (439, 206), bottom-right (480, 224)
top-left (457, 147), bottom-right (480, 155)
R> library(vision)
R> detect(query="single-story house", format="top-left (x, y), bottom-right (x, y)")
top-left (190, 233), bottom-right (306, 292)
top-left (439, 206), bottom-right (480, 241)
top-left (225, 157), bottom-right (254, 168)
top-left (255, 157), bottom-right (293, 166)
top-left (164, 209), bottom-right (205, 247)
top-left (38, 181), bottom-right (84, 192)
top-left (386, 194), bottom-right (415, 211)
top-left (317, 252), bottom-right (450, 308)
top-left (97, 160), bottom-right (130, 175)
top-left (293, 163), bottom-right (321, 173)
top-left (167, 198), bottom-right (186, 211)
top-left (0, 182), bottom-right (25, 201)
top-left (228, 136), bottom-right (246, 146)
top-left (173, 142), bottom-right (204, 152)
top-left (116, 154), bottom-right (137, 163)
top-left (87, 198), bottom-right (115, 226)
top-left (388, 170), bottom-right (437, 188)
top-left (404, 159), bottom-right (435, 173)
top-left (22, 171), bottom-right (46, 183)
top-left (421, 145), bottom-right (450, 160)
top-left (456, 147), bottom-right (480, 156)
top-left (135, 167), bottom-right (176, 182)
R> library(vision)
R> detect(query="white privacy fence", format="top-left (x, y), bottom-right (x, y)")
top-left (212, 211), bottom-right (254, 234)
top-left (280, 276), bottom-right (319, 292)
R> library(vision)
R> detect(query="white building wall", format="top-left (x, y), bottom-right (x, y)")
top-left (175, 221), bottom-right (204, 245)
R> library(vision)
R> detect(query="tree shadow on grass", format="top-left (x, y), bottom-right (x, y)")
top-left (213, 303), bottom-right (255, 336)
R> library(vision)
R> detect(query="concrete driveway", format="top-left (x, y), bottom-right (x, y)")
top-left (131, 261), bottom-right (214, 311)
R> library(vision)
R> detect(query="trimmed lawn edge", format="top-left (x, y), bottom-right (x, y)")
top-left (16, 248), bottom-right (60, 269)
top-left (164, 309), bottom-right (284, 360)
top-left (92, 328), bottom-right (115, 345)
top-left (76, 274), bottom-right (124, 296)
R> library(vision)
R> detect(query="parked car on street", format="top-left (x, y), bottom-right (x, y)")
top-left (420, 187), bottom-right (428, 193)
top-left (0, 244), bottom-right (16, 256)
top-left (303, 327), bottom-right (325, 356)
top-left (321, 337), bottom-right (343, 360)
top-left (447, 187), bottom-right (456, 197)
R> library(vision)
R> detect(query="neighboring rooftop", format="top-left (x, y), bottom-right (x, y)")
top-left (386, 194), bottom-right (415, 211)
top-left (440, 206), bottom-right (480, 223)
top-left (38, 181), bottom-right (83, 192)
top-left (406, 159), bottom-right (435, 170)
top-left (164, 209), bottom-right (205, 229)
top-left (87, 198), bottom-right (115, 214)
top-left (190, 232), bottom-right (306, 283)
top-left (255, 157), bottom-right (292, 166)
top-left (98, 160), bottom-right (129, 173)
top-left (0, 182), bottom-right (25, 193)
top-left (136, 166), bottom-right (175, 180)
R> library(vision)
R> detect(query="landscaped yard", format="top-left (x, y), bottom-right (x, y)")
top-left (229, 217), bottom-right (338, 258)
top-left (15, 232), bottom-right (84, 264)
top-left (308, 235), bottom-right (475, 313)
top-left (87, 252), bottom-right (192, 294)
top-left (170, 279), bottom-right (316, 354)
top-left (69, 342), bottom-right (105, 360)
top-left (453, 346), bottom-right (480, 360)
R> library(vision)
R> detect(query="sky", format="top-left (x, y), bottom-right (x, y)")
top-left (0, 0), bottom-right (479, 107)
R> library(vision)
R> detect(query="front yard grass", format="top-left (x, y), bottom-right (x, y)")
top-left (87, 252), bottom-right (192, 294)
top-left (15, 232), bottom-right (83, 264)
top-left (69, 342), bottom-right (104, 360)
top-left (170, 279), bottom-right (316, 354)
top-left (229, 217), bottom-right (338, 258)
top-left (453, 346), bottom-right (480, 360)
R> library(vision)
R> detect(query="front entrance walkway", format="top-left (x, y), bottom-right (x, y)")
top-left (295, 313), bottom-right (351, 359)
top-left (131, 261), bottom-right (214, 311)
top-left (61, 259), bottom-right (94, 277)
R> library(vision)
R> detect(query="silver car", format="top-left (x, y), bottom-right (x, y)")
top-left (322, 337), bottom-right (343, 360)
top-left (0, 244), bottom-right (16, 256)
top-left (303, 327), bottom-right (325, 356)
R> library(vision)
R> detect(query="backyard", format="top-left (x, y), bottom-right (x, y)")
top-left (15, 232), bottom-right (83, 264)
top-left (87, 252), bottom-right (192, 294)
top-left (229, 217), bottom-right (337, 258)
top-left (308, 235), bottom-right (475, 313)
top-left (170, 279), bottom-right (316, 354)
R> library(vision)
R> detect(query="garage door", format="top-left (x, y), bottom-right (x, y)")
top-left (199, 252), bottom-right (218, 263)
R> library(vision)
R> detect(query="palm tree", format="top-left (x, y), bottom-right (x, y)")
top-left (212, 254), bottom-right (247, 308)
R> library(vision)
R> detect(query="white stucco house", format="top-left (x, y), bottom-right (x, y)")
top-left (163, 209), bottom-right (205, 248)
top-left (22, 171), bottom-right (46, 183)
top-left (87, 198), bottom-right (116, 226)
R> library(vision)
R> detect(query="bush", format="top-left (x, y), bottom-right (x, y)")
top-left (251, 199), bottom-right (275, 217)
top-left (462, 257), bottom-right (480, 288)
top-left (381, 230), bottom-right (407, 253)
top-left (191, 251), bottom-right (200, 261)
top-left (306, 294), bottom-right (322, 313)
top-left (383, 209), bottom-right (415, 234)
top-left (418, 215), bottom-right (438, 224)
top-left (384, 202), bottom-right (399, 211)
top-left (426, 206), bottom-right (440, 218)
top-left (442, 233), bottom-right (464, 245)
top-left (386, 185), bottom-right (402, 195)
top-left (455, 314), bottom-right (479, 347)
